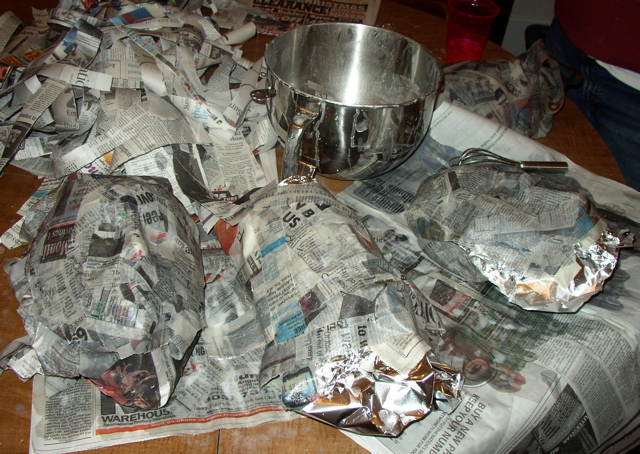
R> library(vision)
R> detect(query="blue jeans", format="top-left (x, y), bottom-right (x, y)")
top-left (545, 19), bottom-right (640, 191)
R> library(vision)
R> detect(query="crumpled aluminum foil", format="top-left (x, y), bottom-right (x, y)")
top-left (284, 347), bottom-right (462, 437)
top-left (477, 227), bottom-right (624, 311)
top-left (406, 162), bottom-right (631, 312)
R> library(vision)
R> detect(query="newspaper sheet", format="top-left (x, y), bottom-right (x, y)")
top-left (29, 352), bottom-right (298, 453)
top-left (336, 101), bottom-right (640, 454)
top-left (211, 0), bottom-right (381, 35)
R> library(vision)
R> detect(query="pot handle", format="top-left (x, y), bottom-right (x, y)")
top-left (281, 106), bottom-right (320, 181)
top-left (250, 88), bottom-right (276, 104)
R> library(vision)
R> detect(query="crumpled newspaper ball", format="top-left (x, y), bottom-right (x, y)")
top-left (7, 174), bottom-right (205, 409)
top-left (441, 40), bottom-right (564, 139)
top-left (221, 181), bottom-right (462, 436)
top-left (406, 163), bottom-right (629, 312)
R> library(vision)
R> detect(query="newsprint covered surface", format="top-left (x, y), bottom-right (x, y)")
top-left (7, 102), bottom-right (640, 454)
top-left (0, 1), bottom-right (638, 453)
top-left (338, 102), bottom-right (640, 454)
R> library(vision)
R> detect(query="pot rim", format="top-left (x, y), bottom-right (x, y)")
top-left (264, 23), bottom-right (443, 109)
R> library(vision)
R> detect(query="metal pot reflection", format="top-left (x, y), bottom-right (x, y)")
top-left (252, 23), bottom-right (442, 180)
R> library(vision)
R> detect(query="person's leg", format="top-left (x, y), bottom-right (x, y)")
top-left (545, 19), bottom-right (590, 113)
top-left (546, 19), bottom-right (640, 190)
top-left (580, 63), bottom-right (640, 190)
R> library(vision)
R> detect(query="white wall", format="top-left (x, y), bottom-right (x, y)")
top-left (501, 0), bottom-right (555, 55)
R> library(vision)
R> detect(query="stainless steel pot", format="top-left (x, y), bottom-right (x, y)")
top-left (253, 23), bottom-right (442, 180)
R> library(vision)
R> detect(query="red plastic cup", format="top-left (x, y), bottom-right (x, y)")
top-left (445, 0), bottom-right (500, 64)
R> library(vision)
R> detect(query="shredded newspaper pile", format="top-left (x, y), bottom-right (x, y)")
top-left (0, 0), bottom-right (278, 241)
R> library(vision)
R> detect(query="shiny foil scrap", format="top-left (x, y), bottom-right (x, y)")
top-left (509, 227), bottom-right (625, 309)
top-left (466, 209), bottom-right (626, 312)
top-left (283, 347), bottom-right (463, 437)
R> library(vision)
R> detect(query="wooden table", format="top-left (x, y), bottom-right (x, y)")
top-left (0, 1), bottom-right (627, 453)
